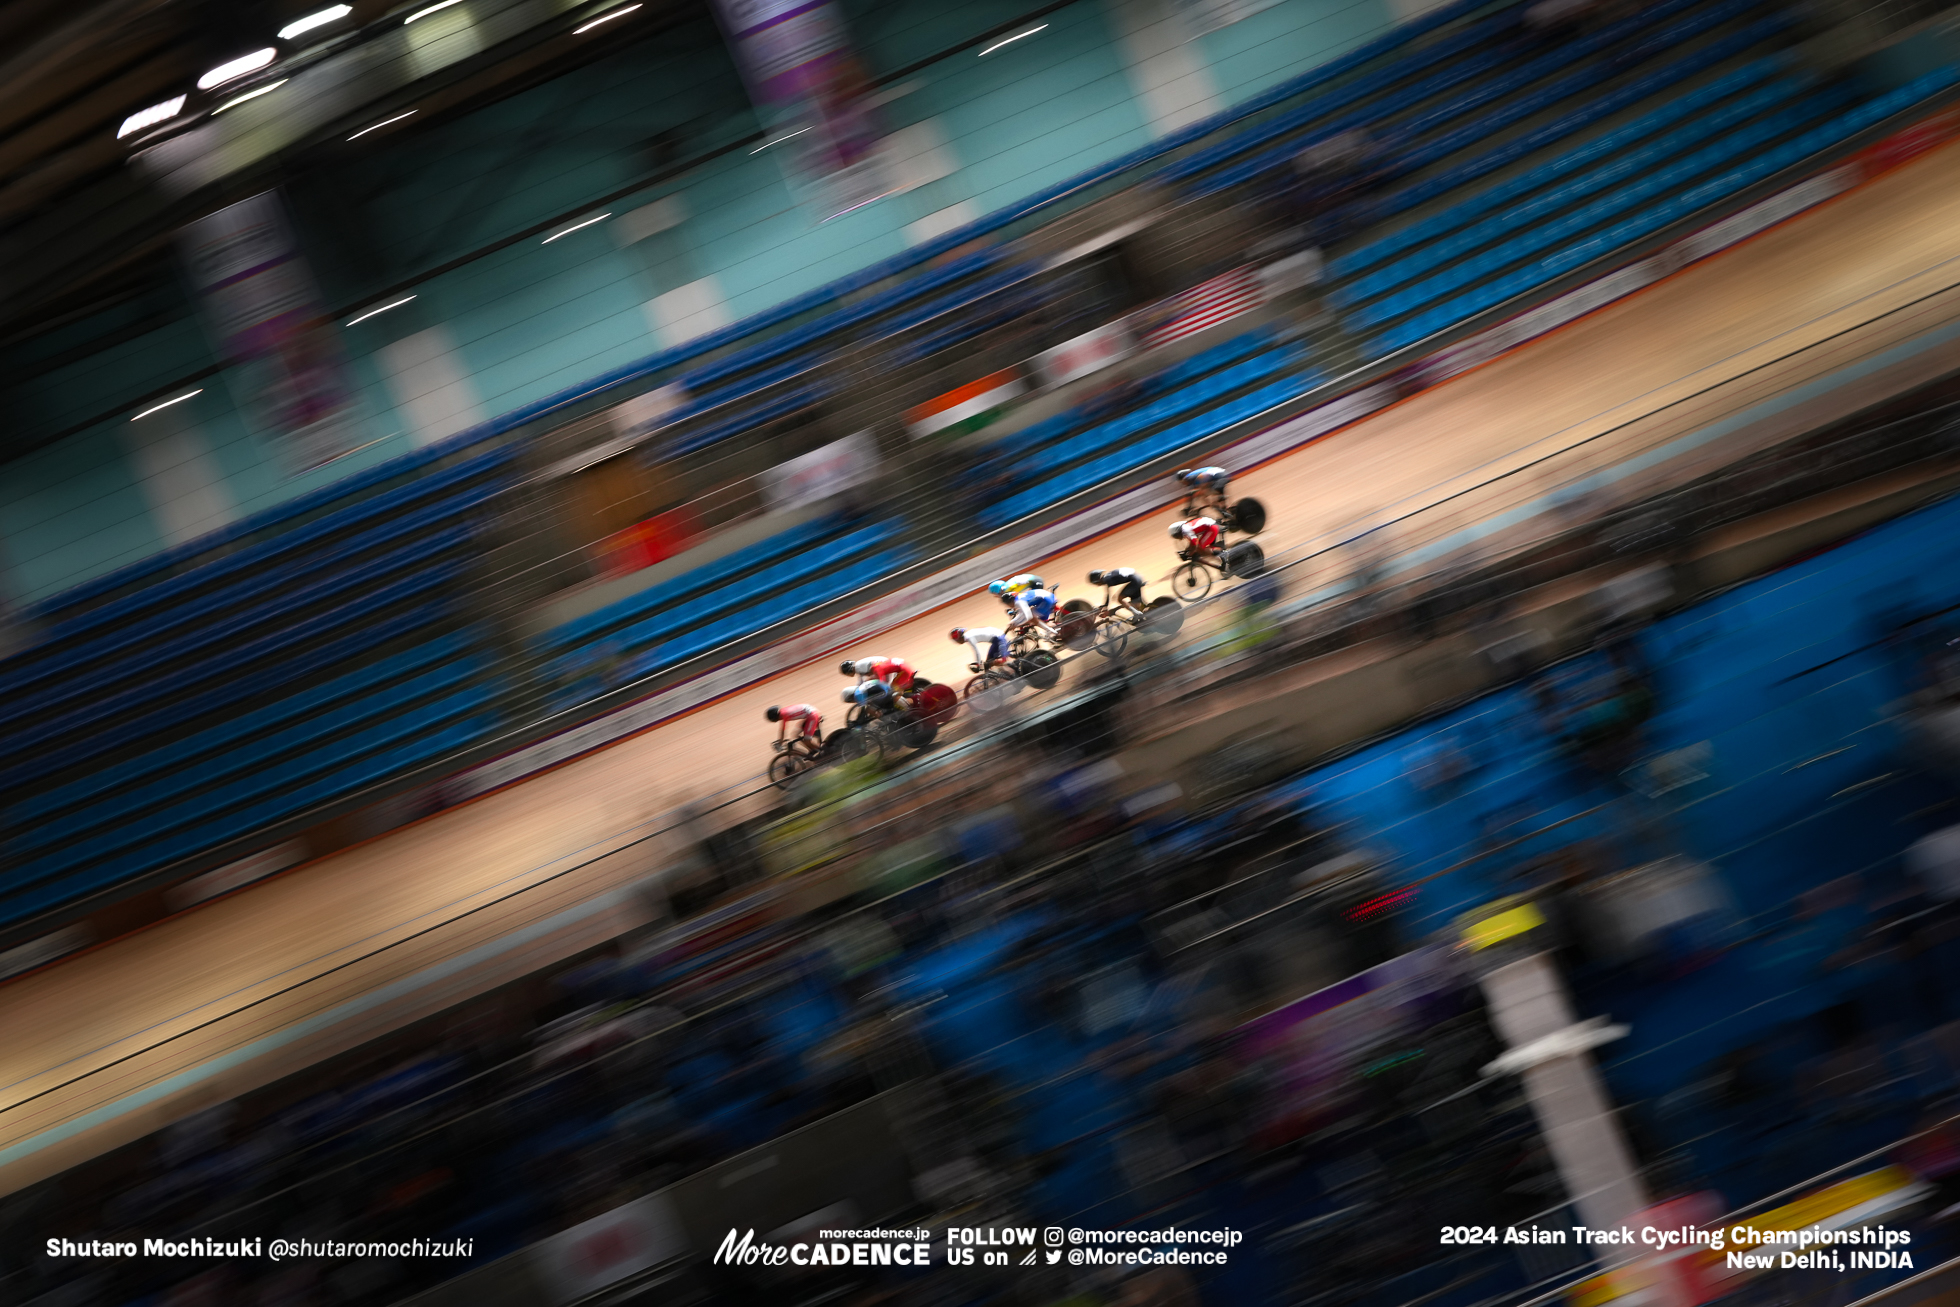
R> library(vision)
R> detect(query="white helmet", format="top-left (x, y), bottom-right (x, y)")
top-left (841, 688), bottom-right (858, 704)
top-left (1168, 522), bottom-right (1186, 540)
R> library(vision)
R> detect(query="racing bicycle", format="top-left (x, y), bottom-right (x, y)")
top-left (1171, 540), bottom-right (1268, 602)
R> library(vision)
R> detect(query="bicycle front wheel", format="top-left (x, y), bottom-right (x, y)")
top-left (768, 751), bottom-right (805, 788)
top-left (964, 671), bottom-right (1014, 714)
top-left (1172, 562), bottom-right (1213, 602)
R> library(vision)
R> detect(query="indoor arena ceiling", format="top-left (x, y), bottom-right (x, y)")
top-left (0, 0), bottom-right (698, 341)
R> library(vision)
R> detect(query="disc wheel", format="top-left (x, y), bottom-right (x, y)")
top-left (1223, 541), bottom-right (1267, 579)
top-left (1021, 649), bottom-right (1061, 690)
top-left (1055, 611), bottom-right (1096, 651)
top-left (1172, 561), bottom-right (1214, 602)
top-left (912, 681), bottom-right (960, 727)
top-left (1141, 596), bottom-right (1185, 638)
top-left (1227, 497), bottom-right (1267, 535)
top-left (1093, 613), bottom-right (1131, 659)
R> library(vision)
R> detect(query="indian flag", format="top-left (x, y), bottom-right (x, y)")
top-left (905, 366), bottom-right (1026, 439)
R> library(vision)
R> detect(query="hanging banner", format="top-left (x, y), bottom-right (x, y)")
top-left (712, 0), bottom-right (892, 217)
top-left (179, 192), bottom-right (364, 474)
top-left (1173, 0), bottom-right (1283, 35)
top-left (758, 430), bottom-right (878, 512)
top-left (1034, 321), bottom-right (1136, 389)
top-left (904, 366), bottom-right (1027, 439)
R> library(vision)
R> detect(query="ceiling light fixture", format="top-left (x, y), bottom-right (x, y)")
top-left (277, 4), bottom-right (353, 39)
top-left (211, 80), bottom-right (287, 113)
top-left (978, 23), bottom-right (1046, 56)
top-left (131, 390), bottom-right (203, 421)
top-left (750, 124), bottom-right (810, 153)
top-left (542, 213), bottom-right (612, 243)
top-left (117, 95), bottom-right (187, 139)
top-left (403, 0), bottom-right (463, 22)
top-left (346, 295), bottom-right (417, 325)
top-left (197, 48), bottom-right (277, 90)
top-left (348, 109), bottom-right (417, 140)
top-left (573, 3), bottom-right (641, 33)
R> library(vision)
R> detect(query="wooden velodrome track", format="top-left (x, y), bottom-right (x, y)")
top-left (4, 145), bottom-right (1960, 1193)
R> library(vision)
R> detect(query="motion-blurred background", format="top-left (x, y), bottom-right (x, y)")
top-left (7, 0), bottom-right (1960, 1301)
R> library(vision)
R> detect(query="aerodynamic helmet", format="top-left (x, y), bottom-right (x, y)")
top-left (840, 660), bottom-right (857, 677)
top-left (988, 580), bottom-right (1007, 597)
top-left (950, 627), bottom-right (967, 643)
top-left (1169, 522), bottom-right (1187, 540)
top-left (765, 706), bottom-right (783, 722)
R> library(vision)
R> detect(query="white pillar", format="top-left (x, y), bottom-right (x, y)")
top-left (1105, 0), bottom-right (1223, 137)
top-left (1481, 953), bottom-right (1648, 1258)
top-left (377, 324), bottom-right (486, 447)
top-left (119, 411), bottom-right (239, 547)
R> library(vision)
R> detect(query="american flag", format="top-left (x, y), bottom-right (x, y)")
top-left (1137, 265), bottom-right (1263, 350)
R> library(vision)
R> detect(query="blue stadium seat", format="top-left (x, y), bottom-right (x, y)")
top-left (0, 564), bottom-right (464, 755)
top-left (11, 682), bottom-right (494, 863)
top-left (10, 634), bottom-right (475, 823)
top-left (1351, 93), bottom-right (1852, 328)
top-left (1361, 65), bottom-right (1960, 355)
top-left (979, 370), bottom-right (1323, 528)
top-left (539, 515), bottom-right (845, 652)
top-left (0, 713), bottom-right (500, 926)
top-left (1336, 77), bottom-right (1806, 302)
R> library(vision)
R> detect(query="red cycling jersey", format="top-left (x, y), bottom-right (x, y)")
top-left (777, 704), bottom-right (823, 739)
top-left (857, 656), bottom-right (915, 690)
top-left (1181, 518), bottom-right (1222, 553)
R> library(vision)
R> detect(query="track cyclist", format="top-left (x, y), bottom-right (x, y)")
top-left (1175, 466), bottom-right (1230, 516)
top-left (841, 678), bottom-right (898, 715)
top-left (987, 572), bottom-right (1047, 607)
top-left (842, 654), bottom-right (918, 692)
top-left (765, 703), bottom-right (824, 747)
top-left (951, 625), bottom-right (1011, 672)
top-left (1088, 567), bottom-right (1149, 610)
top-left (1169, 516), bottom-right (1223, 559)
top-left (1008, 586), bottom-right (1062, 640)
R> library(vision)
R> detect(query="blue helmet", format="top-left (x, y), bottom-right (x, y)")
top-left (988, 580), bottom-right (1007, 597)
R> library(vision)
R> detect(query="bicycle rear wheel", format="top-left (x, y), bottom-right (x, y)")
top-left (1172, 562), bottom-right (1213, 601)
top-left (1055, 610), bottom-right (1096, 651)
top-left (1223, 541), bottom-right (1267, 578)
top-left (1227, 497), bottom-right (1267, 535)
top-left (1093, 613), bottom-right (1130, 659)
top-left (1141, 596), bottom-right (1185, 638)
top-left (1021, 649), bottom-right (1061, 690)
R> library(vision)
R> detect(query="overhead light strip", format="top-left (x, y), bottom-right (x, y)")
top-left (348, 110), bottom-right (418, 141)
top-left (750, 125), bottom-right (810, 153)
top-left (117, 95), bottom-right (187, 140)
top-left (574, 3), bottom-right (642, 33)
top-left (346, 295), bottom-right (417, 325)
top-left (212, 80), bottom-right (287, 114)
top-left (978, 23), bottom-right (1047, 56)
top-left (131, 390), bottom-right (203, 421)
top-left (278, 4), bottom-right (353, 39)
top-left (404, 0), bottom-right (464, 22)
top-left (542, 213), bottom-right (611, 243)
top-left (197, 48), bottom-right (277, 90)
